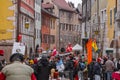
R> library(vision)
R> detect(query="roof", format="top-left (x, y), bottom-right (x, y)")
top-left (52, 0), bottom-right (74, 12)
top-left (41, 8), bottom-right (58, 18)
top-left (42, 3), bottom-right (54, 9)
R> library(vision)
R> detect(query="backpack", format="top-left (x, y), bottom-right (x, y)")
top-left (79, 62), bottom-right (86, 71)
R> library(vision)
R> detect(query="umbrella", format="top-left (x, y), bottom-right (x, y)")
top-left (72, 44), bottom-right (82, 51)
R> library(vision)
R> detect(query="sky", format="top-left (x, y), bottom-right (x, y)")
top-left (65, 0), bottom-right (82, 7)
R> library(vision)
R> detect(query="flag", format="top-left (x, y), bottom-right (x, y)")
top-left (86, 39), bottom-right (92, 64)
top-left (92, 40), bottom-right (98, 52)
top-left (66, 43), bottom-right (72, 52)
top-left (52, 47), bottom-right (58, 56)
top-left (0, 50), bottom-right (4, 56)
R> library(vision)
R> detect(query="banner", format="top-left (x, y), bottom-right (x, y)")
top-left (86, 39), bottom-right (92, 64)
top-left (12, 42), bottom-right (25, 55)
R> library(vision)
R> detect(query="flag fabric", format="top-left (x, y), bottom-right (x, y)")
top-left (92, 40), bottom-right (98, 52)
top-left (0, 50), bottom-right (4, 56)
top-left (86, 39), bottom-right (92, 64)
top-left (52, 47), bottom-right (58, 56)
top-left (66, 43), bottom-right (72, 52)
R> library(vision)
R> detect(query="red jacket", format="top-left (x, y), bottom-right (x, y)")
top-left (112, 71), bottom-right (120, 80)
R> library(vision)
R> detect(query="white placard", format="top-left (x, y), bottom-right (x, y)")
top-left (12, 42), bottom-right (25, 55)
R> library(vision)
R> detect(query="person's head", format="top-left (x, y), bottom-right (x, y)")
top-left (92, 58), bottom-right (96, 62)
top-left (9, 53), bottom-right (24, 63)
top-left (97, 58), bottom-right (101, 63)
top-left (55, 56), bottom-right (60, 62)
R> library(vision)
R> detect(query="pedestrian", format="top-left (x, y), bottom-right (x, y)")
top-left (93, 58), bottom-right (102, 80)
top-left (78, 58), bottom-right (86, 80)
top-left (117, 58), bottom-right (120, 70)
top-left (112, 58), bottom-right (120, 80)
top-left (35, 55), bottom-right (51, 80)
top-left (0, 60), bottom-right (3, 71)
top-left (0, 53), bottom-right (36, 80)
top-left (55, 56), bottom-right (65, 80)
top-left (105, 57), bottom-right (115, 80)
top-left (87, 58), bottom-right (96, 80)
top-left (65, 55), bottom-right (74, 80)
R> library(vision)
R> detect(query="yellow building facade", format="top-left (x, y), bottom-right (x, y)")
top-left (106, 0), bottom-right (116, 46)
top-left (0, 0), bottom-right (15, 40)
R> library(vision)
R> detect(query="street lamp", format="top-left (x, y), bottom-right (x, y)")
top-left (25, 21), bottom-right (30, 29)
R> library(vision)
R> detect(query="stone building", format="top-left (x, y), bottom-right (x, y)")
top-left (19, 0), bottom-right (35, 57)
top-left (0, 0), bottom-right (35, 61)
top-left (91, 0), bottom-right (108, 56)
top-left (35, 0), bottom-right (41, 53)
top-left (41, 3), bottom-right (57, 50)
top-left (53, 0), bottom-right (82, 50)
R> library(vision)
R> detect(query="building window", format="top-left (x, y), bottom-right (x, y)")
top-left (69, 25), bottom-right (72, 31)
top-left (53, 20), bottom-right (55, 29)
top-left (114, 7), bottom-right (117, 22)
top-left (66, 24), bottom-right (68, 31)
top-left (50, 35), bottom-right (55, 44)
top-left (62, 23), bottom-right (65, 30)
top-left (50, 19), bottom-right (52, 29)
top-left (110, 10), bottom-right (112, 25)
top-left (60, 23), bottom-right (62, 30)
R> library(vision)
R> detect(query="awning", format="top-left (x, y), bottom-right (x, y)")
top-left (72, 44), bottom-right (82, 51)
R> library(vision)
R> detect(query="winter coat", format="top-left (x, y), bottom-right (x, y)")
top-left (117, 63), bottom-right (120, 70)
top-left (93, 62), bottom-right (101, 75)
top-left (56, 59), bottom-right (65, 72)
top-left (35, 58), bottom-right (51, 80)
top-left (1, 61), bottom-right (34, 80)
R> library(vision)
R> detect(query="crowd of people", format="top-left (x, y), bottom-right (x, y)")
top-left (0, 50), bottom-right (120, 80)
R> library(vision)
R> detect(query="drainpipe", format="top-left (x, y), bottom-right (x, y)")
top-left (16, 0), bottom-right (21, 42)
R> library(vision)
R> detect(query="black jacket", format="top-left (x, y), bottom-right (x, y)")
top-left (35, 58), bottom-right (51, 80)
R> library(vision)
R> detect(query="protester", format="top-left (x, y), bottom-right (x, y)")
top-left (0, 53), bottom-right (36, 80)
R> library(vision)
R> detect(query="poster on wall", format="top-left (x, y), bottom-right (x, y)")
top-left (12, 42), bottom-right (25, 55)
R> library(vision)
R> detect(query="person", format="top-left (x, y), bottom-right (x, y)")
top-left (117, 58), bottom-right (120, 70)
top-left (93, 58), bottom-right (102, 80)
top-left (105, 57), bottom-right (115, 80)
top-left (0, 60), bottom-right (3, 71)
top-left (87, 58), bottom-right (96, 80)
top-left (55, 56), bottom-right (65, 79)
top-left (35, 55), bottom-right (51, 80)
top-left (65, 55), bottom-right (74, 80)
top-left (78, 58), bottom-right (86, 80)
top-left (0, 53), bottom-right (36, 80)
top-left (112, 58), bottom-right (120, 80)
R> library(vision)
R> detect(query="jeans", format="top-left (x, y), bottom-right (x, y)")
top-left (94, 75), bottom-right (100, 80)
top-left (106, 71), bottom-right (112, 80)
top-left (69, 70), bottom-right (74, 80)
top-left (78, 71), bottom-right (84, 80)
